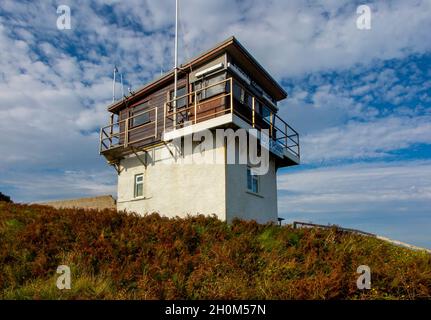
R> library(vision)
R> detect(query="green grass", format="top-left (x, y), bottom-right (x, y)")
top-left (0, 201), bottom-right (430, 300)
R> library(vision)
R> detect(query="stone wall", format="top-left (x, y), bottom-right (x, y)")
top-left (40, 195), bottom-right (116, 210)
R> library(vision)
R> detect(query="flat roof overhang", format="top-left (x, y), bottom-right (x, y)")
top-left (107, 36), bottom-right (287, 114)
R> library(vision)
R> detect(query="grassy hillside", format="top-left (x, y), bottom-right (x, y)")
top-left (0, 202), bottom-right (430, 300)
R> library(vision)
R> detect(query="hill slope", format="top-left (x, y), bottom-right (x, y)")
top-left (0, 202), bottom-right (430, 299)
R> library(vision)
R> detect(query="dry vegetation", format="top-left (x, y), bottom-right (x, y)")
top-left (0, 202), bottom-right (430, 300)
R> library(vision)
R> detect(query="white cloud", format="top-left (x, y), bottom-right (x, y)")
top-left (279, 161), bottom-right (431, 209)
top-left (277, 161), bottom-right (431, 247)
top-left (301, 115), bottom-right (431, 163)
top-left (1, 169), bottom-right (117, 203)
top-left (177, 0), bottom-right (431, 77)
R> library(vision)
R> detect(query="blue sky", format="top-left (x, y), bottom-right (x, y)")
top-left (0, 1), bottom-right (430, 248)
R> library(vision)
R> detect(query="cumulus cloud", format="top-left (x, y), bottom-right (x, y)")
top-left (301, 115), bottom-right (431, 163)
top-left (277, 161), bottom-right (431, 247)
top-left (178, 0), bottom-right (431, 77)
top-left (0, 169), bottom-right (117, 203)
top-left (279, 161), bottom-right (431, 208)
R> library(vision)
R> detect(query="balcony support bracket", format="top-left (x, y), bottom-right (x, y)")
top-left (162, 141), bottom-right (176, 159)
top-left (131, 147), bottom-right (149, 169)
top-left (109, 161), bottom-right (124, 175)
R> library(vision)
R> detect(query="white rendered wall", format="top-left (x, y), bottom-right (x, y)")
top-left (116, 142), bottom-right (227, 220)
top-left (225, 159), bottom-right (278, 224)
top-left (116, 138), bottom-right (279, 223)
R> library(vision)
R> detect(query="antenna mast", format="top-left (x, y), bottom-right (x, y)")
top-left (174, 0), bottom-right (179, 107)
top-left (112, 66), bottom-right (125, 102)
top-left (120, 72), bottom-right (124, 98)
top-left (112, 66), bottom-right (118, 103)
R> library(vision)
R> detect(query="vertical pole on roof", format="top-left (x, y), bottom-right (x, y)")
top-left (112, 66), bottom-right (117, 103)
top-left (120, 72), bottom-right (124, 99)
top-left (173, 0), bottom-right (179, 129)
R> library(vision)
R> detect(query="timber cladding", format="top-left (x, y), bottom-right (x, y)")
top-left (118, 77), bottom-right (188, 147)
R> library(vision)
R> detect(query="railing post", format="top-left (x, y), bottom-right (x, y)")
top-left (109, 114), bottom-right (114, 148)
top-left (194, 91), bottom-right (197, 124)
top-left (285, 123), bottom-right (288, 148)
top-left (230, 78), bottom-right (234, 115)
top-left (163, 103), bottom-right (167, 133)
top-left (297, 134), bottom-right (300, 159)
top-left (154, 107), bottom-right (158, 139)
top-left (99, 128), bottom-right (103, 154)
top-left (173, 100), bottom-right (177, 131)
top-left (125, 118), bottom-right (129, 147)
top-left (252, 96), bottom-right (255, 128)
top-left (270, 111), bottom-right (273, 139)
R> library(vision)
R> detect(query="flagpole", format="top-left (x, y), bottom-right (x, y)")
top-left (174, 0), bottom-right (179, 127)
top-left (120, 72), bottom-right (124, 99)
top-left (112, 66), bottom-right (117, 103)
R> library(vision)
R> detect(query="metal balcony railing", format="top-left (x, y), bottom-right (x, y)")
top-left (99, 107), bottom-right (158, 153)
top-left (99, 77), bottom-right (300, 160)
top-left (164, 77), bottom-right (300, 159)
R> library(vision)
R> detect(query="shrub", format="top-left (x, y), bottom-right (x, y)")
top-left (0, 192), bottom-right (12, 203)
top-left (0, 202), bottom-right (430, 300)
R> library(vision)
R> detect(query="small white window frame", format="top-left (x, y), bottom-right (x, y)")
top-left (134, 174), bottom-right (144, 198)
top-left (247, 167), bottom-right (259, 194)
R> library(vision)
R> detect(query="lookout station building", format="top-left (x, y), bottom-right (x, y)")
top-left (99, 37), bottom-right (300, 223)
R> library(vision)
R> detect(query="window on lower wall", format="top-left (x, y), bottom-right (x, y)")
top-left (134, 174), bottom-right (144, 198)
top-left (247, 167), bottom-right (259, 194)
